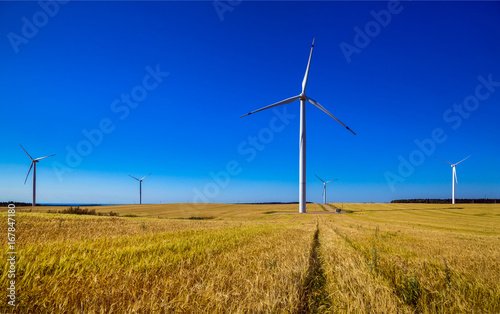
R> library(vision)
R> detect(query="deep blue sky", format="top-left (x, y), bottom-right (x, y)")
top-left (1, 1), bottom-right (499, 204)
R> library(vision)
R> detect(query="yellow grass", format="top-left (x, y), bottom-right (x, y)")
top-left (15, 202), bottom-right (326, 220)
top-left (1, 203), bottom-right (499, 313)
top-left (322, 203), bottom-right (500, 313)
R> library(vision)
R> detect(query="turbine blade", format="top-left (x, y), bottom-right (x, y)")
top-left (434, 157), bottom-right (453, 165)
top-left (454, 155), bottom-right (471, 166)
top-left (35, 154), bottom-right (56, 161)
top-left (325, 179), bottom-right (338, 184)
top-left (20, 144), bottom-right (34, 161)
top-left (24, 162), bottom-right (34, 185)
top-left (307, 97), bottom-right (356, 135)
top-left (241, 95), bottom-right (300, 118)
top-left (140, 173), bottom-right (152, 181)
top-left (314, 174), bottom-right (325, 183)
top-left (454, 167), bottom-right (458, 185)
top-left (302, 38), bottom-right (315, 94)
top-left (129, 175), bottom-right (140, 181)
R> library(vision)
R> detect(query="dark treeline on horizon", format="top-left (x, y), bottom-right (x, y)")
top-left (391, 199), bottom-right (499, 204)
top-left (0, 202), bottom-right (103, 207)
top-left (0, 201), bottom-right (35, 207)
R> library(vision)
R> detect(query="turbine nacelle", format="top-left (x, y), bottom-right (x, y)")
top-left (20, 144), bottom-right (55, 206)
top-left (129, 173), bottom-right (152, 182)
top-left (129, 173), bottom-right (151, 204)
top-left (315, 174), bottom-right (338, 204)
top-left (240, 39), bottom-right (355, 213)
top-left (435, 155), bottom-right (471, 204)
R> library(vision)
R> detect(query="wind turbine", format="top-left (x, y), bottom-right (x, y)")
top-left (241, 39), bottom-right (355, 213)
top-left (20, 145), bottom-right (56, 207)
top-left (129, 173), bottom-right (151, 205)
top-left (435, 155), bottom-right (471, 204)
top-left (315, 174), bottom-right (338, 204)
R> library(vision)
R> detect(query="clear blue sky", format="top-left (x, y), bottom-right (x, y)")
top-left (1, 1), bottom-right (499, 204)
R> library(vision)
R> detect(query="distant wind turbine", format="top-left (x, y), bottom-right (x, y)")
top-left (241, 39), bottom-right (355, 213)
top-left (435, 155), bottom-right (471, 204)
top-left (129, 173), bottom-right (151, 205)
top-left (20, 144), bottom-right (56, 207)
top-left (315, 174), bottom-right (338, 204)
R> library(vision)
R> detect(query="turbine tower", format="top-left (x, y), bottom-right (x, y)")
top-left (129, 173), bottom-right (151, 205)
top-left (20, 145), bottom-right (56, 207)
top-left (241, 39), bottom-right (355, 213)
top-left (315, 174), bottom-right (338, 204)
top-left (436, 156), bottom-right (471, 204)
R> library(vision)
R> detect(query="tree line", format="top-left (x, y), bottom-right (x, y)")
top-left (0, 202), bottom-right (35, 207)
top-left (391, 199), bottom-right (499, 204)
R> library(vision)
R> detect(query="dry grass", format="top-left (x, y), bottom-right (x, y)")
top-left (13, 202), bottom-right (326, 220)
top-left (1, 203), bottom-right (499, 313)
top-left (321, 203), bottom-right (500, 313)
top-left (1, 204), bottom-right (318, 313)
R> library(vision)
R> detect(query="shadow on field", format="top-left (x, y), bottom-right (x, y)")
top-left (298, 223), bottom-right (329, 313)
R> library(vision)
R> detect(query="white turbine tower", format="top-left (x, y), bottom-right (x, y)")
top-left (436, 156), bottom-right (471, 204)
top-left (315, 174), bottom-right (338, 204)
top-left (129, 173), bottom-right (151, 205)
top-left (241, 39), bottom-right (355, 213)
top-left (20, 145), bottom-right (56, 207)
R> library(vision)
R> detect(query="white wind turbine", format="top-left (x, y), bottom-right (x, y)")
top-left (20, 144), bottom-right (56, 207)
top-left (435, 155), bottom-right (471, 204)
top-left (315, 174), bottom-right (338, 204)
top-left (241, 39), bottom-right (355, 213)
top-left (129, 173), bottom-right (151, 205)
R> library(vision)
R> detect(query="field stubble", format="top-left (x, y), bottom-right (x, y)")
top-left (1, 203), bottom-right (499, 313)
top-left (322, 203), bottom-right (500, 313)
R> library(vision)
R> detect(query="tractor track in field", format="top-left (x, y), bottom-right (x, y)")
top-left (297, 222), bottom-right (330, 313)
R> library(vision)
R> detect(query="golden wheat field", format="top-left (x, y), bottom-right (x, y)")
top-left (1, 203), bottom-right (499, 313)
